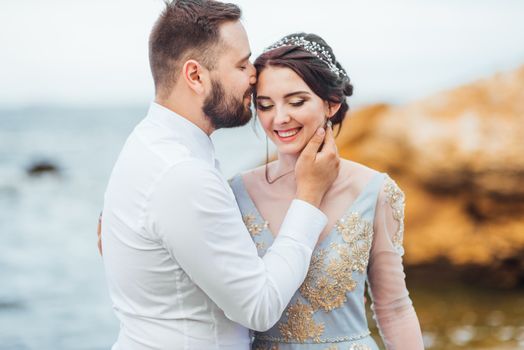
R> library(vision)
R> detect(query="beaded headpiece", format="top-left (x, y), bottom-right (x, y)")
top-left (264, 36), bottom-right (347, 78)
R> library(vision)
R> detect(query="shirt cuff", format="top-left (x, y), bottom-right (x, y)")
top-left (278, 199), bottom-right (328, 249)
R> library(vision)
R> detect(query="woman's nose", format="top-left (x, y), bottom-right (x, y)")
top-left (274, 107), bottom-right (291, 124)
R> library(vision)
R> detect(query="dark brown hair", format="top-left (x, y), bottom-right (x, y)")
top-left (254, 33), bottom-right (353, 132)
top-left (149, 0), bottom-right (241, 98)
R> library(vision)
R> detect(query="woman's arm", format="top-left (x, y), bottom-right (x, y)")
top-left (367, 175), bottom-right (425, 350)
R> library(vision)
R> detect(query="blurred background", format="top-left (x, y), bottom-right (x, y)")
top-left (1, 0), bottom-right (523, 349)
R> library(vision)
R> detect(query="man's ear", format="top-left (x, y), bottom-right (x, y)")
top-left (182, 59), bottom-right (207, 95)
top-left (325, 101), bottom-right (341, 118)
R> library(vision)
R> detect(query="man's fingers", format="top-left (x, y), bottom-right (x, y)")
top-left (301, 127), bottom-right (326, 158)
top-left (319, 123), bottom-right (337, 154)
top-left (97, 215), bottom-right (103, 256)
top-left (98, 238), bottom-right (103, 256)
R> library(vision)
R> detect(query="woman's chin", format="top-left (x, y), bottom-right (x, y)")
top-left (275, 142), bottom-right (307, 157)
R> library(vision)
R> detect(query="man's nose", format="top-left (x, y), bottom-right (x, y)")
top-left (248, 62), bottom-right (257, 85)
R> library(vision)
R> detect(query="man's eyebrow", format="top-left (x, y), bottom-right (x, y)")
top-left (236, 52), bottom-right (251, 65)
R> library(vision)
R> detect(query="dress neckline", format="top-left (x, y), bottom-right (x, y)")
top-left (234, 172), bottom-right (381, 246)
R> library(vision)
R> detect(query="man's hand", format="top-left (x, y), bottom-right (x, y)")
top-left (295, 124), bottom-right (340, 208)
top-left (97, 213), bottom-right (103, 256)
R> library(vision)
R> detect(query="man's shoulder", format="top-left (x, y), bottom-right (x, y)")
top-left (129, 124), bottom-right (190, 166)
top-left (157, 158), bottom-right (223, 192)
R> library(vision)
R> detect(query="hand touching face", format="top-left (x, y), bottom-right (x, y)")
top-left (256, 66), bottom-right (333, 155)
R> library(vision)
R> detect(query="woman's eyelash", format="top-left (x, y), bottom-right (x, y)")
top-left (257, 104), bottom-right (273, 111)
top-left (290, 100), bottom-right (305, 106)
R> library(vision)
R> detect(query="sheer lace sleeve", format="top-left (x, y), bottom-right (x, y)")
top-left (367, 175), bottom-right (425, 350)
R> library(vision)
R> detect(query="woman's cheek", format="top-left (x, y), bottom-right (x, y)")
top-left (259, 114), bottom-right (273, 135)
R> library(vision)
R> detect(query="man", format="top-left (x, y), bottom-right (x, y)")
top-left (101, 1), bottom-right (340, 349)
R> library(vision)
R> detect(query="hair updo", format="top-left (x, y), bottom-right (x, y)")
top-left (254, 32), bottom-right (353, 131)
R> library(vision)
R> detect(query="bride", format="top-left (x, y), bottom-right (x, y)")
top-left (229, 33), bottom-right (424, 350)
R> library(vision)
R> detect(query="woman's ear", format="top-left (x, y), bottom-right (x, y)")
top-left (324, 101), bottom-right (341, 118)
top-left (182, 59), bottom-right (208, 95)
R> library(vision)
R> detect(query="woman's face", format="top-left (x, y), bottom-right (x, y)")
top-left (255, 66), bottom-right (330, 156)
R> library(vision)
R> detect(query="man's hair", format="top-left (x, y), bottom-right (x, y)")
top-left (149, 0), bottom-right (241, 98)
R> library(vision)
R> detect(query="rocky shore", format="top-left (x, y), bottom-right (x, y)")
top-left (337, 65), bottom-right (524, 287)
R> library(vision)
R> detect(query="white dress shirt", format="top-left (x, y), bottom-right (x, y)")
top-left (102, 102), bottom-right (328, 350)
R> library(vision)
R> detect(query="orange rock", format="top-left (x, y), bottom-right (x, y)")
top-left (337, 65), bottom-right (524, 285)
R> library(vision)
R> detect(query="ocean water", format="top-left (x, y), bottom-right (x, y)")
top-left (1, 106), bottom-right (523, 349)
top-left (0, 106), bottom-right (266, 349)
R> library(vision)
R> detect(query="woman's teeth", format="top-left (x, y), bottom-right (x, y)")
top-left (276, 128), bottom-right (300, 138)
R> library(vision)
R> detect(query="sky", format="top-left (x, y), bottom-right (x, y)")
top-left (1, 0), bottom-right (524, 107)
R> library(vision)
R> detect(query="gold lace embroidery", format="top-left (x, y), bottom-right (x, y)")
top-left (274, 211), bottom-right (373, 343)
top-left (243, 214), bottom-right (268, 237)
top-left (279, 211), bottom-right (373, 342)
top-left (335, 213), bottom-right (374, 273)
top-left (384, 176), bottom-right (405, 253)
top-left (320, 344), bottom-right (370, 350)
top-left (278, 301), bottom-right (325, 343)
top-left (300, 246), bottom-right (357, 311)
top-left (350, 344), bottom-right (371, 350)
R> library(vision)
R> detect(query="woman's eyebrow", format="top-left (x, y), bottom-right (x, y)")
top-left (283, 91), bottom-right (310, 98)
top-left (257, 91), bottom-right (310, 100)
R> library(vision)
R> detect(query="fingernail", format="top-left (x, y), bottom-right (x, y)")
top-left (317, 128), bottom-right (325, 136)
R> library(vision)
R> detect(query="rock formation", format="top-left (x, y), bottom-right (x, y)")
top-left (337, 65), bottom-right (524, 287)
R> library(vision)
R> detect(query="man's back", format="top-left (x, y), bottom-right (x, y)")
top-left (102, 103), bottom-right (249, 349)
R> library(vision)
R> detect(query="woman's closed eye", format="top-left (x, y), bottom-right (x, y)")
top-left (257, 103), bottom-right (274, 111)
top-left (290, 99), bottom-right (306, 107)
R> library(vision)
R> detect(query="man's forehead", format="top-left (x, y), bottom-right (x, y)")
top-left (219, 20), bottom-right (251, 58)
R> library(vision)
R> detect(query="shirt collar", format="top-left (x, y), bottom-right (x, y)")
top-left (146, 102), bottom-right (216, 165)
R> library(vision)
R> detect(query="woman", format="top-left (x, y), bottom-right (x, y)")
top-left (229, 33), bottom-right (424, 350)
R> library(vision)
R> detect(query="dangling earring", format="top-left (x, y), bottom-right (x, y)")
top-left (326, 118), bottom-right (332, 129)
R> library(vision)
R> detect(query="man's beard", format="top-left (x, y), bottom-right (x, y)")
top-left (202, 78), bottom-right (253, 130)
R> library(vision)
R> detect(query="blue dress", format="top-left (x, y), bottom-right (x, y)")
top-left (229, 172), bottom-right (392, 350)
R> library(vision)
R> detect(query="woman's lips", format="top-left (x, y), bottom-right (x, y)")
top-left (274, 127), bottom-right (302, 142)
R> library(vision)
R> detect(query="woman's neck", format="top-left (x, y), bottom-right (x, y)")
top-left (273, 152), bottom-right (299, 176)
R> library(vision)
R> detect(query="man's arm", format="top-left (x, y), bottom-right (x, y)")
top-left (146, 161), bottom-right (326, 331)
top-left (97, 125), bottom-right (339, 330)
top-left (146, 125), bottom-right (339, 331)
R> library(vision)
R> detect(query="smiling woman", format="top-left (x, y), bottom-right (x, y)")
top-left (254, 38), bottom-right (352, 158)
top-left (230, 32), bottom-right (425, 350)
top-left (2, 1), bottom-right (524, 350)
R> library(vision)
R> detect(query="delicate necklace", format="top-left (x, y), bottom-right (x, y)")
top-left (265, 163), bottom-right (294, 184)
top-left (265, 136), bottom-right (294, 184)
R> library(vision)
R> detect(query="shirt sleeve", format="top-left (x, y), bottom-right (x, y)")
top-left (367, 175), bottom-right (425, 350)
top-left (146, 160), bottom-right (327, 332)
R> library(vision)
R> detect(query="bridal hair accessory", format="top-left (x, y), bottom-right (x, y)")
top-left (264, 36), bottom-right (347, 78)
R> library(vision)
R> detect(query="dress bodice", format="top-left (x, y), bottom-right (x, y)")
top-left (229, 172), bottom-right (392, 350)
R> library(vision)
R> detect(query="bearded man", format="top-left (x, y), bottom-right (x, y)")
top-left (100, 1), bottom-right (339, 349)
